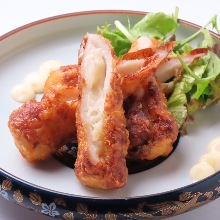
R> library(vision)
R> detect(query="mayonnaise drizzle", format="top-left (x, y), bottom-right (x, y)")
top-left (11, 60), bottom-right (63, 103)
top-left (190, 137), bottom-right (220, 182)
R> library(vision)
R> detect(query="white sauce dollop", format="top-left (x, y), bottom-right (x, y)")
top-left (199, 152), bottom-right (220, 171)
top-left (207, 137), bottom-right (220, 153)
top-left (11, 83), bottom-right (35, 103)
top-left (189, 162), bottom-right (215, 182)
top-left (23, 71), bottom-right (45, 94)
top-left (11, 60), bottom-right (62, 103)
top-left (39, 60), bottom-right (63, 80)
top-left (190, 137), bottom-right (220, 182)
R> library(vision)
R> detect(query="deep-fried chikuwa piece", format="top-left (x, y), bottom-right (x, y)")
top-left (117, 42), bottom-right (179, 160)
top-left (74, 33), bottom-right (129, 189)
top-left (124, 74), bottom-right (179, 160)
top-left (156, 48), bottom-right (208, 89)
top-left (8, 65), bottom-right (79, 162)
top-left (117, 42), bottom-right (176, 98)
top-left (129, 36), bottom-right (162, 52)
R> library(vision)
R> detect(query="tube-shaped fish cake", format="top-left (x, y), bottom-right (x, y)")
top-left (8, 65), bottom-right (79, 162)
top-left (117, 43), bottom-right (179, 160)
top-left (75, 34), bottom-right (129, 189)
top-left (124, 74), bottom-right (179, 160)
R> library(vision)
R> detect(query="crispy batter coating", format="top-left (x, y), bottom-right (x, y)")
top-left (156, 48), bottom-right (208, 83)
top-left (124, 75), bottom-right (178, 160)
top-left (8, 65), bottom-right (79, 162)
top-left (74, 34), bottom-right (129, 189)
top-left (129, 36), bottom-right (162, 52)
top-left (117, 42), bottom-right (178, 160)
top-left (118, 42), bottom-right (176, 98)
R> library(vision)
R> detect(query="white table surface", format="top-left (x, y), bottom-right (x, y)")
top-left (0, 0), bottom-right (220, 219)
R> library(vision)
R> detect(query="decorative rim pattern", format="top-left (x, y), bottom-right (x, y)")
top-left (1, 169), bottom-right (220, 219)
top-left (1, 10), bottom-right (220, 219)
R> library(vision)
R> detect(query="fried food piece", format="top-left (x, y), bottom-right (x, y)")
top-left (156, 48), bottom-right (208, 83)
top-left (124, 75), bottom-right (178, 160)
top-left (129, 36), bottom-right (162, 52)
top-left (8, 65), bottom-right (79, 162)
top-left (159, 48), bottom-right (208, 96)
top-left (117, 42), bottom-right (176, 98)
top-left (74, 34), bottom-right (129, 189)
top-left (117, 42), bottom-right (178, 160)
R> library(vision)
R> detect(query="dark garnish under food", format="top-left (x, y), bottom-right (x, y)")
top-left (53, 134), bottom-right (180, 175)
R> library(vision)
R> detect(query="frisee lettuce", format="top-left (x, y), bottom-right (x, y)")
top-left (97, 23), bottom-right (132, 57)
top-left (168, 18), bottom-right (220, 130)
top-left (173, 15), bottom-right (218, 52)
top-left (97, 12), bottom-right (178, 57)
top-left (168, 50), bottom-right (220, 130)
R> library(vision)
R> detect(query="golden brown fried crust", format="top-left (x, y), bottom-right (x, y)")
top-left (8, 65), bottom-right (79, 162)
top-left (44, 65), bottom-right (79, 100)
top-left (75, 73), bottom-right (129, 189)
top-left (120, 42), bottom-right (176, 98)
top-left (74, 34), bottom-right (129, 189)
top-left (129, 37), bottom-right (162, 52)
top-left (125, 75), bottom-right (178, 160)
top-left (117, 42), bottom-right (178, 161)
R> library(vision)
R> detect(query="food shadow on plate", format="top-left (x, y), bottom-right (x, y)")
top-left (53, 134), bottom-right (180, 175)
top-left (29, 156), bottom-right (68, 173)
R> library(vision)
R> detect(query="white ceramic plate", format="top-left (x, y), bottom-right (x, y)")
top-left (1, 10), bottom-right (220, 219)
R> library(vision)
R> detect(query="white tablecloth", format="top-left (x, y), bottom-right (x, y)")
top-left (1, 0), bottom-right (220, 219)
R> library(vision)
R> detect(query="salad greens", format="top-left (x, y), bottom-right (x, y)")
top-left (97, 9), bottom-right (220, 132)
top-left (168, 50), bottom-right (220, 129)
top-left (168, 27), bottom-right (220, 130)
top-left (173, 15), bottom-right (219, 52)
top-left (97, 11), bottom-right (178, 57)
